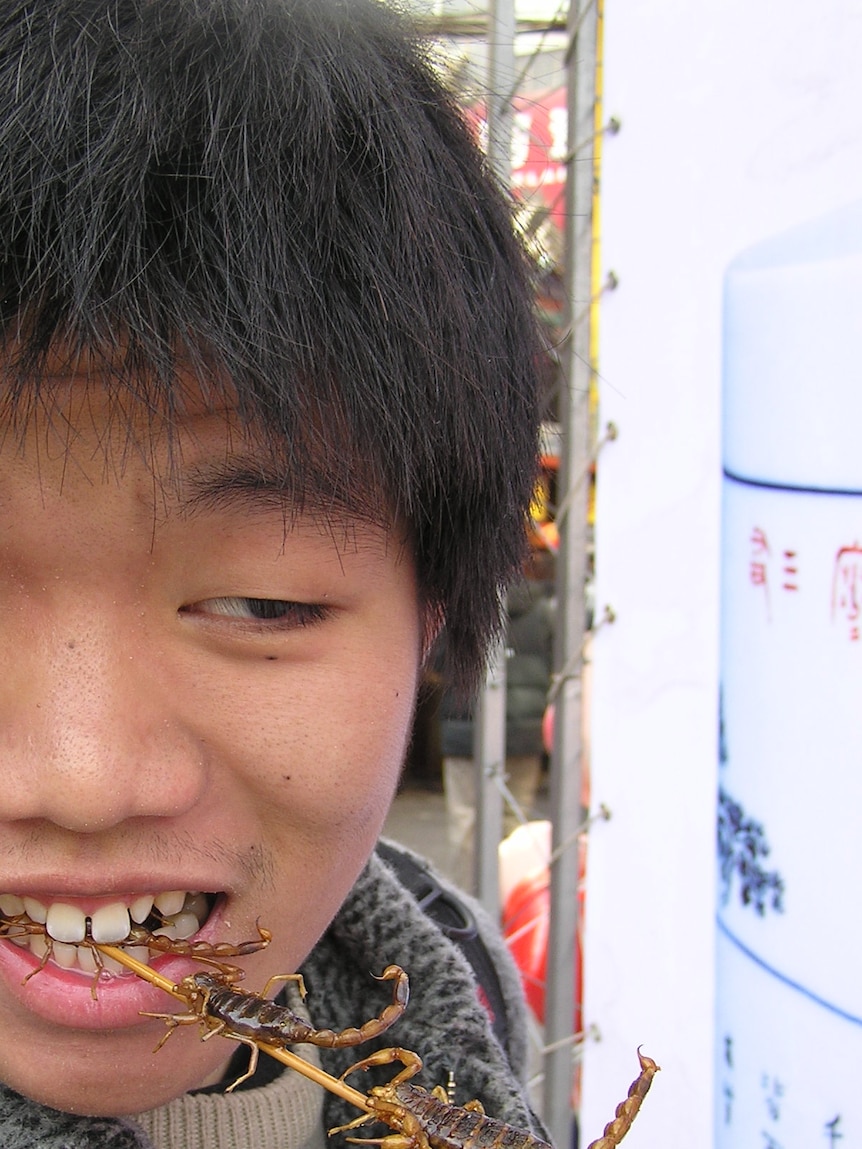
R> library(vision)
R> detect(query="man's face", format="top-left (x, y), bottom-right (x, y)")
top-left (0, 362), bottom-right (422, 1114)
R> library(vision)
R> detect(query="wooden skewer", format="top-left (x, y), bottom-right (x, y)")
top-left (95, 943), bottom-right (373, 1113)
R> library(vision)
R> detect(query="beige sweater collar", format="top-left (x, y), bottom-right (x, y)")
top-left (132, 1046), bottom-right (325, 1149)
top-left (129, 984), bottom-right (327, 1149)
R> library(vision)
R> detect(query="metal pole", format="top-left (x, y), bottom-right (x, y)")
top-left (485, 0), bottom-right (515, 177)
top-left (473, 0), bottom-right (516, 916)
top-left (543, 0), bottom-right (597, 1144)
top-left (472, 635), bottom-right (506, 915)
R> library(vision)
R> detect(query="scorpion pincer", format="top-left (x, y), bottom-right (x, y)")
top-left (331, 1047), bottom-right (552, 1149)
top-left (144, 964), bottom-right (410, 1091)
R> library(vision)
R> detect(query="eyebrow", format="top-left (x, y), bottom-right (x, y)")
top-left (176, 454), bottom-right (391, 530)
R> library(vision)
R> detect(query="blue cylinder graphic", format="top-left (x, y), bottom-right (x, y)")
top-left (717, 201), bottom-right (862, 1147)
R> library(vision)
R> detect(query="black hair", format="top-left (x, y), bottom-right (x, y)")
top-left (0, 0), bottom-right (543, 691)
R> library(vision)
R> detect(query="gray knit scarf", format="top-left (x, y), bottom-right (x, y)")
top-left (0, 846), bottom-right (546, 1148)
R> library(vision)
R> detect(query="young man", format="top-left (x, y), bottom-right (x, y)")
top-left (0, 1), bottom-right (546, 1145)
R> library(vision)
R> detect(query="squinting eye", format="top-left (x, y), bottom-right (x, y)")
top-left (181, 597), bottom-right (329, 627)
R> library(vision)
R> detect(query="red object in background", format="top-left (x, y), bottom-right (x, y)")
top-left (541, 704), bottom-right (591, 808)
top-left (501, 839), bottom-right (585, 1032)
top-left (542, 704), bottom-right (555, 756)
top-left (465, 89), bottom-right (568, 234)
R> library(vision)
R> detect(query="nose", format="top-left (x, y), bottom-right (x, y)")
top-left (0, 619), bottom-right (207, 833)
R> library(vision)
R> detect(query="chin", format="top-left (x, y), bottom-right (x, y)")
top-left (0, 1026), bottom-right (229, 1118)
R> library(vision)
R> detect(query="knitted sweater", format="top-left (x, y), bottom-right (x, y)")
top-left (0, 845), bottom-right (548, 1149)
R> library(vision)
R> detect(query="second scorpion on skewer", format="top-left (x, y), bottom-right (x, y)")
top-left (330, 1045), bottom-right (658, 1149)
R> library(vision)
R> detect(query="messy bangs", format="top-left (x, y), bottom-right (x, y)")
top-left (0, 0), bottom-right (542, 691)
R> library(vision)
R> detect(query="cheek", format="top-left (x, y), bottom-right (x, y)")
top-left (205, 638), bottom-right (419, 834)
top-left (233, 651), bottom-right (418, 944)
top-left (293, 661), bottom-right (418, 822)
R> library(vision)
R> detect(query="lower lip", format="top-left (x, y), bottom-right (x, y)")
top-left (0, 937), bottom-right (203, 1031)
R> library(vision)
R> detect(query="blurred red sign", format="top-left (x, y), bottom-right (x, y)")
top-left (467, 88), bottom-right (568, 234)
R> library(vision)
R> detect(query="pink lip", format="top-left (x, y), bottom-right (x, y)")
top-left (0, 899), bottom-right (253, 1032)
top-left (0, 936), bottom-right (200, 1029)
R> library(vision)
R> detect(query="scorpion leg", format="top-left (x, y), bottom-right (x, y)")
top-left (329, 1103), bottom-right (419, 1148)
top-left (142, 996), bottom-right (274, 1092)
top-left (79, 940), bottom-right (110, 1001)
top-left (139, 1009), bottom-right (206, 1053)
top-left (258, 972), bottom-right (308, 1001)
top-left (331, 1051), bottom-right (423, 1144)
top-left (221, 1036), bottom-right (264, 1092)
top-left (330, 1083), bottom-right (431, 1149)
top-left (435, 1071), bottom-right (481, 1112)
top-left (1, 914), bottom-right (53, 976)
top-left (21, 935), bottom-right (55, 983)
top-left (343, 1131), bottom-right (424, 1149)
top-left (339, 1047), bottom-right (423, 1087)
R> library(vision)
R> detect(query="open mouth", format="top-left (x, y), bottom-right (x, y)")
top-left (0, 891), bottom-right (217, 975)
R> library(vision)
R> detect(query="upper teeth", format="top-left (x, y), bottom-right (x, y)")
top-left (50, 901), bottom-right (134, 944)
top-left (130, 894), bottom-right (156, 923)
top-left (0, 890), bottom-right (203, 945)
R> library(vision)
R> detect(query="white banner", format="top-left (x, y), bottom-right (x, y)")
top-left (584, 4), bottom-right (862, 1148)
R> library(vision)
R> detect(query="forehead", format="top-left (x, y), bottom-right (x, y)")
top-left (0, 346), bottom-right (393, 530)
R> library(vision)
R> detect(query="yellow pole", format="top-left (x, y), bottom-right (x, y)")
top-left (588, 0), bottom-right (604, 521)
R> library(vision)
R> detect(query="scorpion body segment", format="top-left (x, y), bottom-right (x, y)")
top-left (361, 1080), bottom-right (550, 1149)
top-left (585, 1049), bottom-right (660, 1149)
top-left (332, 1048), bottom-right (551, 1149)
top-left (194, 964), bottom-right (408, 1049)
top-left (122, 922), bottom-right (272, 967)
top-left (143, 965), bottom-right (409, 1091)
